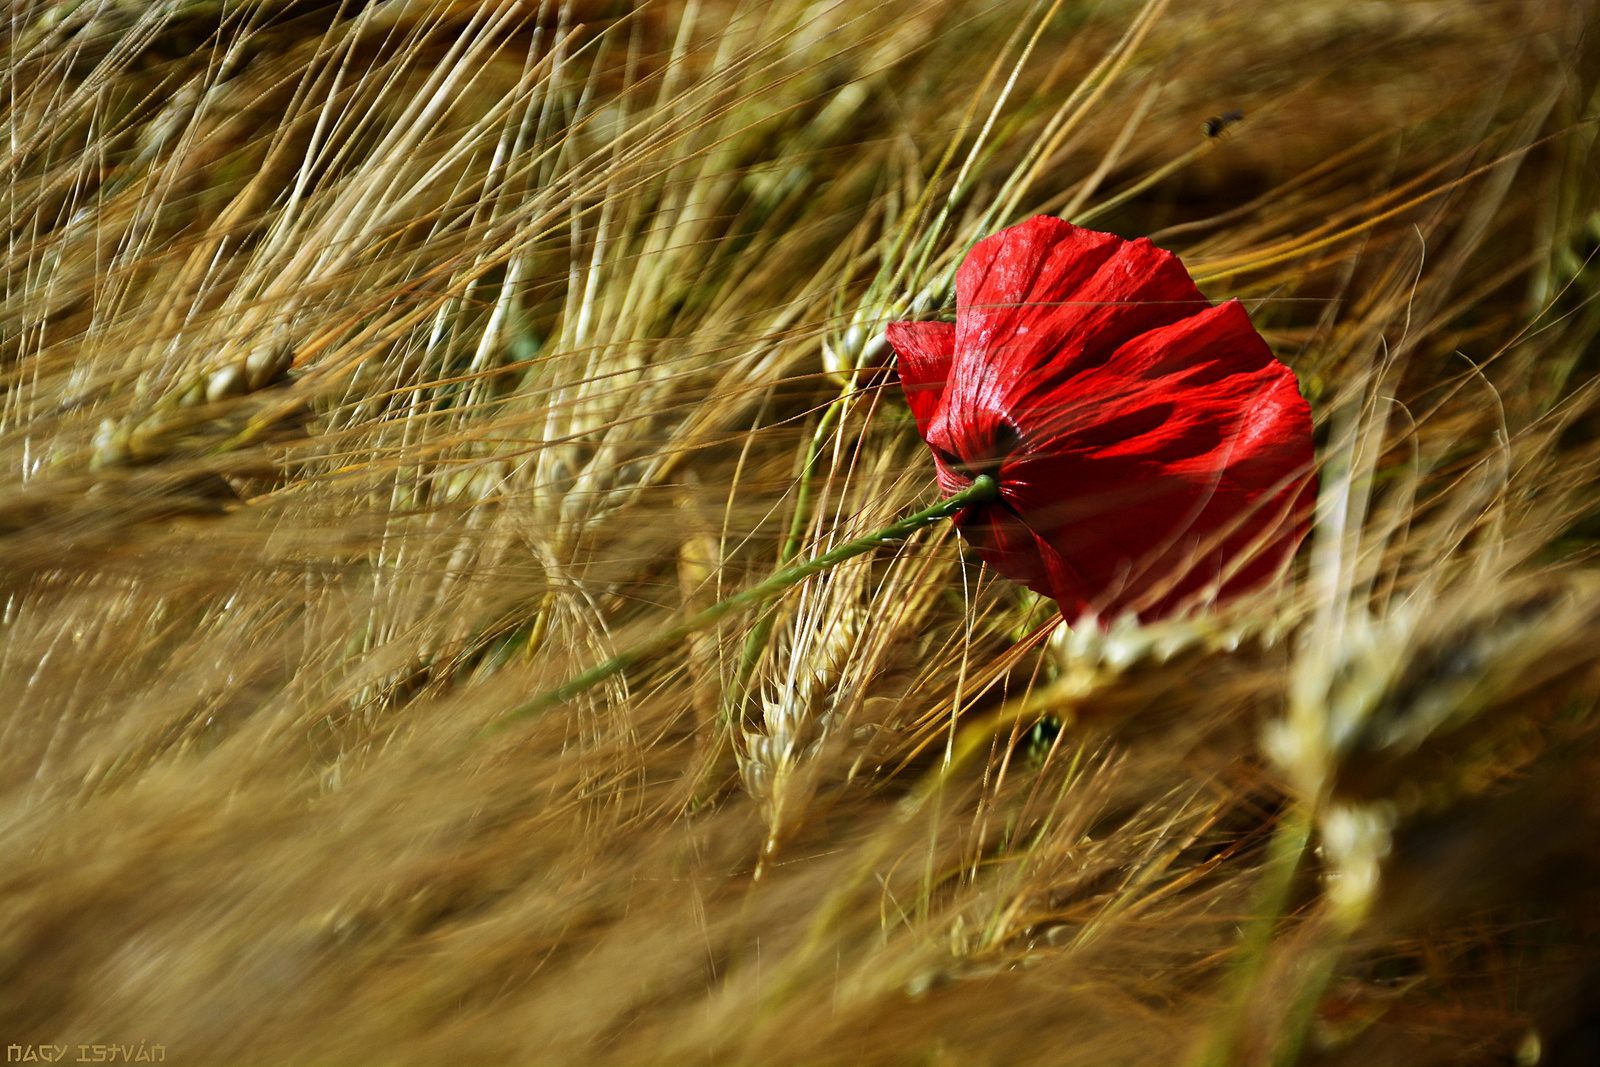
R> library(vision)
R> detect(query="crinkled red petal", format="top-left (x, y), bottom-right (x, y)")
top-left (994, 300), bottom-right (1314, 617)
top-left (939, 217), bottom-right (1214, 472)
top-left (896, 216), bottom-right (1317, 621)
top-left (884, 320), bottom-right (954, 438)
top-left (950, 500), bottom-right (1052, 598)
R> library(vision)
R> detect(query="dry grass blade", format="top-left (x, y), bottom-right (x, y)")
top-left (3, 2), bottom-right (1600, 1065)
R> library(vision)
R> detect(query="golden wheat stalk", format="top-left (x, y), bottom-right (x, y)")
top-left (3, 2), bottom-right (1599, 1064)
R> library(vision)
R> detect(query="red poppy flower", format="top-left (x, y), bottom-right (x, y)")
top-left (887, 216), bottom-right (1315, 622)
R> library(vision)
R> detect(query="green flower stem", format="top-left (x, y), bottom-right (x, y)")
top-left (728, 398), bottom-right (847, 706)
top-left (484, 475), bottom-right (998, 734)
top-left (782, 401), bottom-right (847, 565)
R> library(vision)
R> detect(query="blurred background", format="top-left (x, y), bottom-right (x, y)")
top-left (3, 1), bottom-right (1600, 1063)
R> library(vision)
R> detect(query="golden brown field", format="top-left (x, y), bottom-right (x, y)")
top-left (4, 1), bottom-right (1600, 1063)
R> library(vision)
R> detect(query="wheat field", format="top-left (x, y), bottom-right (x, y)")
top-left (3, 1), bottom-right (1600, 1064)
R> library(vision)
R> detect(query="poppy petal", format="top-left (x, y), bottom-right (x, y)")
top-left (951, 500), bottom-right (1052, 597)
top-left (954, 216), bottom-right (1121, 359)
top-left (942, 221), bottom-right (1216, 472)
top-left (953, 217), bottom-right (1205, 376)
top-left (884, 320), bottom-right (955, 438)
top-left (997, 302), bottom-right (1314, 617)
top-left (1027, 526), bottom-right (1095, 622)
top-left (896, 217), bottom-right (1316, 622)
top-left (1017, 299), bottom-right (1303, 455)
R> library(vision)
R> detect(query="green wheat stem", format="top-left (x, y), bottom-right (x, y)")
top-left (1191, 801), bottom-right (1314, 1067)
top-left (726, 396), bottom-right (849, 705)
top-left (483, 475), bottom-right (998, 734)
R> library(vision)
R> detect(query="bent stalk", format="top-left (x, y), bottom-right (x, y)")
top-left (485, 475), bottom-right (999, 733)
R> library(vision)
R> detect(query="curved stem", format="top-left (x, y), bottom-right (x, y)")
top-left (728, 398), bottom-right (847, 704)
top-left (484, 475), bottom-right (998, 734)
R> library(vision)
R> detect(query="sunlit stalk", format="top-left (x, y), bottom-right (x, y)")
top-left (1190, 803), bottom-right (1314, 1067)
top-left (726, 395), bottom-right (848, 707)
top-left (485, 475), bottom-right (999, 733)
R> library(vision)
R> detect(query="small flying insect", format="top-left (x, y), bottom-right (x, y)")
top-left (1202, 109), bottom-right (1245, 137)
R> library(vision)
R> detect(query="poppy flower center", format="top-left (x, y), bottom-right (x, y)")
top-left (934, 420), bottom-right (1022, 483)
